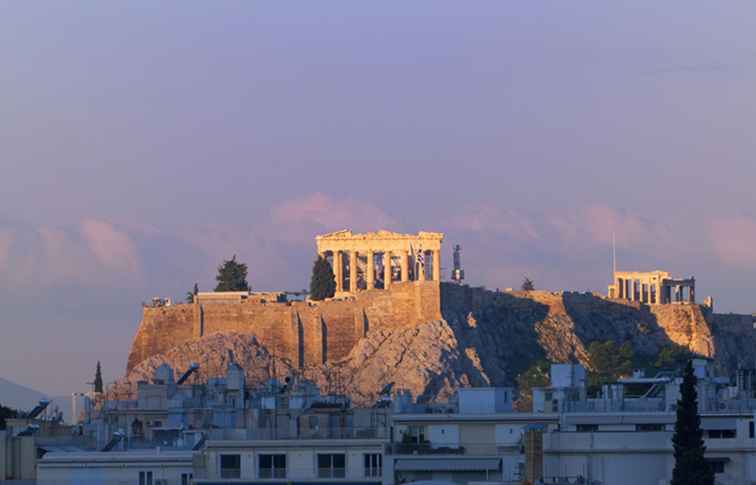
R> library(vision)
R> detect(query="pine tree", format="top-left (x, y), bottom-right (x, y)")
top-left (94, 361), bottom-right (103, 394)
top-left (671, 361), bottom-right (714, 485)
top-left (521, 276), bottom-right (535, 292)
top-left (215, 256), bottom-right (250, 292)
top-left (309, 256), bottom-right (336, 301)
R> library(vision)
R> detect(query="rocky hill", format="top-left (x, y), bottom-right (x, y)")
top-left (114, 287), bottom-right (755, 405)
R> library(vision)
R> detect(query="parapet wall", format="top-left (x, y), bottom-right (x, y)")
top-left (127, 281), bottom-right (441, 373)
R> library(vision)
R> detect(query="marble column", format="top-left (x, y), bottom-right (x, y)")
top-left (400, 250), bottom-right (409, 282)
top-left (366, 250), bottom-right (374, 290)
top-left (383, 251), bottom-right (392, 289)
top-left (418, 252), bottom-right (426, 281)
top-left (349, 251), bottom-right (358, 293)
top-left (432, 250), bottom-right (441, 281)
top-left (333, 251), bottom-right (343, 293)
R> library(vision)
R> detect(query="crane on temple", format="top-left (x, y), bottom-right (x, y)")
top-left (451, 244), bottom-right (465, 284)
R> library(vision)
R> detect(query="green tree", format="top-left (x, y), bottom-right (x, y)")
top-left (656, 344), bottom-right (696, 370)
top-left (94, 361), bottom-right (103, 394)
top-left (515, 360), bottom-right (550, 411)
top-left (671, 360), bottom-right (714, 485)
top-left (587, 340), bottom-right (633, 389)
top-left (521, 276), bottom-right (535, 292)
top-left (215, 256), bottom-right (250, 292)
top-left (186, 282), bottom-right (199, 303)
top-left (0, 404), bottom-right (18, 430)
top-left (309, 256), bottom-right (336, 301)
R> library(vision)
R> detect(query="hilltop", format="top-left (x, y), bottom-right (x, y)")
top-left (116, 284), bottom-right (755, 405)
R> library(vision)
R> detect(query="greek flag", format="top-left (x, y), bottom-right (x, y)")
top-left (416, 246), bottom-right (425, 267)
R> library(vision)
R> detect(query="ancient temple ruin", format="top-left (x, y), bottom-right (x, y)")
top-left (608, 270), bottom-right (695, 304)
top-left (316, 230), bottom-right (444, 295)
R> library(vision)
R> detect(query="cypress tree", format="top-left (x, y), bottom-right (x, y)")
top-left (309, 256), bottom-right (336, 301)
top-left (671, 360), bottom-right (714, 485)
top-left (94, 361), bottom-right (104, 394)
top-left (215, 255), bottom-right (250, 292)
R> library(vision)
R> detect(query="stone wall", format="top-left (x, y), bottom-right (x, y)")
top-left (127, 281), bottom-right (441, 373)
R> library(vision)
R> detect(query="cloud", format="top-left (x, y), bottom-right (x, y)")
top-left (80, 219), bottom-right (140, 274)
top-left (451, 204), bottom-right (664, 249)
top-left (0, 230), bottom-right (12, 271)
top-left (449, 206), bottom-right (541, 242)
top-left (709, 217), bottom-right (756, 267)
top-left (445, 204), bottom-right (685, 291)
top-left (271, 193), bottom-right (396, 244)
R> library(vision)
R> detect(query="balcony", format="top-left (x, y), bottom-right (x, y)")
top-left (385, 443), bottom-right (466, 455)
top-left (244, 426), bottom-right (388, 440)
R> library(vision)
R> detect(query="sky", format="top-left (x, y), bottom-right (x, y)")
top-left (2, 1), bottom-right (756, 395)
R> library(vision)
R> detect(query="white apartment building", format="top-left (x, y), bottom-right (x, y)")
top-left (193, 438), bottom-right (386, 484)
top-left (36, 449), bottom-right (194, 485)
top-left (384, 387), bottom-right (557, 485)
top-left (544, 411), bottom-right (756, 485)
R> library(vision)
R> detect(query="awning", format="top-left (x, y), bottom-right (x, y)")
top-left (395, 458), bottom-right (501, 472)
top-left (705, 457), bottom-right (731, 464)
top-left (700, 418), bottom-right (737, 430)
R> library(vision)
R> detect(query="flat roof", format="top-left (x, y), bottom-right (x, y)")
top-left (392, 413), bottom-right (559, 423)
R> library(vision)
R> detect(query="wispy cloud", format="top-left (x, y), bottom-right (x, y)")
top-left (709, 216), bottom-right (756, 267)
top-left (0, 230), bottom-right (12, 272)
top-left (80, 219), bottom-right (140, 274)
top-left (271, 192), bottom-right (396, 244)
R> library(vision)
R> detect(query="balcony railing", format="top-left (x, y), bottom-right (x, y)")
top-left (385, 443), bottom-right (466, 455)
top-left (245, 427), bottom-right (388, 440)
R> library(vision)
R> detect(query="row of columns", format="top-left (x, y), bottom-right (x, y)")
top-left (328, 249), bottom-right (441, 293)
top-left (616, 278), bottom-right (696, 304)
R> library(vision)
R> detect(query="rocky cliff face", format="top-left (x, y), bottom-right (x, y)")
top-left (114, 288), bottom-right (754, 404)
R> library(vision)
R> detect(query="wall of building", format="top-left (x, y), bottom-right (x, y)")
top-left (198, 441), bottom-right (384, 482)
top-left (37, 453), bottom-right (193, 485)
top-left (127, 282), bottom-right (441, 373)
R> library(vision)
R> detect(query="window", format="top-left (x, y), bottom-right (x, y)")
top-left (707, 429), bottom-right (736, 439)
top-left (407, 425), bottom-right (426, 443)
top-left (220, 454), bottom-right (241, 479)
top-left (364, 453), bottom-right (382, 478)
top-left (259, 454), bottom-right (286, 479)
top-left (139, 471), bottom-right (153, 485)
top-left (576, 424), bottom-right (599, 432)
top-left (705, 459), bottom-right (727, 474)
top-left (318, 453), bottom-right (346, 478)
top-left (750, 421), bottom-right (755, 439)
top-left (636, 424), bottom-right (664, 432)
top-left (181, 473), bottom-right (193, 485)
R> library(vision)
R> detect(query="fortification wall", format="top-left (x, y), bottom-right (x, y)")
top-left (126, 281), bottom-right (441, 373)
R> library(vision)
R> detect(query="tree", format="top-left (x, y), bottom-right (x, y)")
top-left (671, 360), bottom-right (714, 485)
top-left (587, 340), bottom-right (633, 390)
top-left (515, 360), bottom-right (550, 411)
top-left (309, 256), bottom-right (336, 301)
top-left (656, 344), bottom-right (695, 370)
top-left (186, 282), bottom-right (199, 303)
top-left (521, 276), bottom-right (535, 292)
top-left (0, 404), bottom-right (18, 430)
top-left (94, 361), bottom-right (104, 394)
top-left (215, 256), bottom-right (250, 292)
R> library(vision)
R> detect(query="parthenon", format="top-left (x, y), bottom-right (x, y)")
top-left (608, 270), bottom-right (696, 304)
top-left (316, 230), bottom-right (444, 295)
